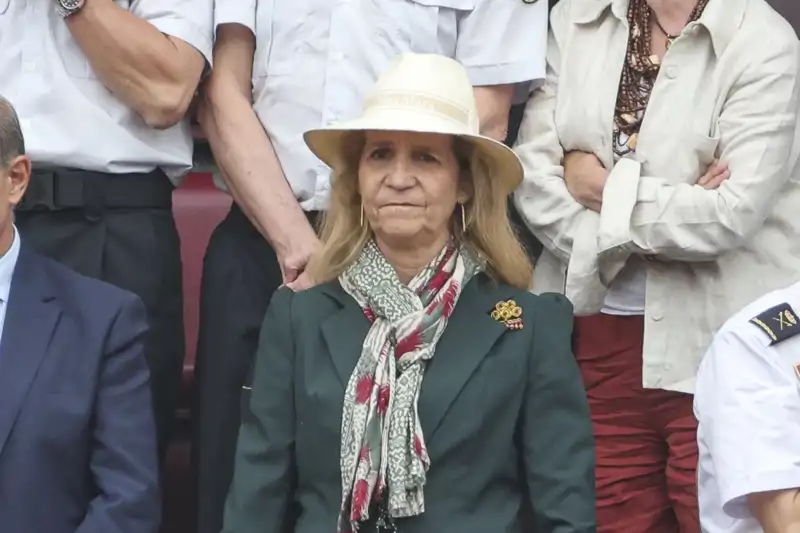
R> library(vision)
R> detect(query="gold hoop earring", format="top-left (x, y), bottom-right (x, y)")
top-left (460, 204), bottom-right (467, 232)
top-left (360, 204), bottom-right (364, 227)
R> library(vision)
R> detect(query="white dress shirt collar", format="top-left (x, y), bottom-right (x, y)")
top-left (0, 225), bottom-right (21, 305)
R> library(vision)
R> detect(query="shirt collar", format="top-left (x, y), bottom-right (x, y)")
top-left (0, 226), bottom-right (21, 305)
top-left (572, 0), bottom-right (746, 57)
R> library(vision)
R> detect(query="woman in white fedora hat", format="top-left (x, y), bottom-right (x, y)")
top-left (220, 53), bottom-right (596, 533)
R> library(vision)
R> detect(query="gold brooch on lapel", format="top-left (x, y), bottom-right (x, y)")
top-left (490, 300), bottom-right (523, 330)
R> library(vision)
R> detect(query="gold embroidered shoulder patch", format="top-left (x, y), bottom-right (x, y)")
top-left (490, 299), bottom-right (523, 330)
top-left (749, 303), bottom-right (799, 345)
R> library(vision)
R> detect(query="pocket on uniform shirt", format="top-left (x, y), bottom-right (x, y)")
top-left (60, 0), bottom-right (130, 79)
top-left (56, 24), bottom-right (97, 79)
top-left (62, 56), bottom-right (96, 79)
top-left (395, 0), bottom-right (474, 52)
top-left (252, 0), bottom-right (273, 78)
top-left (408, 0), bottom-right (474, 9)
top-left (252, 0), bottom-right (297, 78)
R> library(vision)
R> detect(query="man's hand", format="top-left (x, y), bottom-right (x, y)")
top-left (200, 24), bottom-right (321, 294)
top-left (697, 159), bottom-right (731, 189)
top-left (279, 235), bottom-right (320, 292)
top-left (563, 151), bottom-right (609, 212)
top-left (285, 271), bottom-right (315, 292)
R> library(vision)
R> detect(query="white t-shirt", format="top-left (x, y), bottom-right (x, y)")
top-left (695, 281), bottom-right (800, 533)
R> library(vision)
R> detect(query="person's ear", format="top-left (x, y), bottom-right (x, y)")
top-left (6, 155), bottom-right (31, 206)
top-left (457, 169), bottom-right (473, 205)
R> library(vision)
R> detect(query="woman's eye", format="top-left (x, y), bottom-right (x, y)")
top-left (416, 152), bottom-right (438, 163)
top-left (369, 148), bottom-right (390, 159)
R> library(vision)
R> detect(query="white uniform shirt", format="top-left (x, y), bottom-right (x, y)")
top-left (214, 0), bottom-right (549, 211)
top-left (0, 226), bottom-right (20, 346)
top-left (0, 0), bottom-right (213, 183)
top-left (695, 281), bottom-right (800, 533)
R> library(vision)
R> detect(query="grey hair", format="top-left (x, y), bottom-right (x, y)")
top-left (0, 96), bottom-right (25, 167)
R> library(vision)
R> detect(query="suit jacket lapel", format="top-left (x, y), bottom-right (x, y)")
top-left (419, 276), bottom-right (509, 444)
top-left (0, 248), bottom-right (61, 455)
top-left (319, 283), bottom-right (371, 388)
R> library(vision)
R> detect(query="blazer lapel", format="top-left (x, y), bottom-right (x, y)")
top-left (0, 248), bottom-right (61, 455)
top-left (319, 283), bottom-right (371, 388)
top-left (419, 276), bottom-right (509, 444)
top-left (319, 276), bottom-right (514, 444)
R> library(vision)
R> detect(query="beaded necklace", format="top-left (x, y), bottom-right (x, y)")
top-left (612, 0), bottom-right (709, 157)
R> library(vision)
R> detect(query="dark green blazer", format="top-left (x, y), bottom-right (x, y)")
top-left (222, 274), bottom-right (596, 533)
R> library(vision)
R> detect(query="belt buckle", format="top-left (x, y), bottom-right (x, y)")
top-left (19, 170), bottom-right (57, 211)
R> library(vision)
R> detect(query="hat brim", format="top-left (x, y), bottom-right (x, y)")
top-left (303, 110), bottom-right (523, 195)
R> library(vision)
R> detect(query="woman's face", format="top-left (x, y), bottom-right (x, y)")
top-left (358, 130), bottom-right (470, 250)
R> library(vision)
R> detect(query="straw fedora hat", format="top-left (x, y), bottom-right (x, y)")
top-left (303, 53), bottom-right (523, 195)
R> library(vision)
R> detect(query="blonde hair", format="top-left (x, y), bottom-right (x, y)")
top-left (307, 132), bottom-right (533, 290)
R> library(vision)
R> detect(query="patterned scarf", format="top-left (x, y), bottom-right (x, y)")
top-left (337, 239), bottom-right (482, 532)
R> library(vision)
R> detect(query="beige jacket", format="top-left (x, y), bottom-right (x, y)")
top-left (514, 0), bottom-right (800, 393)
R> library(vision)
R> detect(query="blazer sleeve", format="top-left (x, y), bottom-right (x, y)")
top-left (75, 294), bottom-right (161, 533)
top-left (222, 287), bottom-right (297, 533)
top-left (522, 293), bottom-right (596, 533)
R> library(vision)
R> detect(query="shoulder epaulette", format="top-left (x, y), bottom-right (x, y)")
top-left (749, 303), bottom-right (800, 345)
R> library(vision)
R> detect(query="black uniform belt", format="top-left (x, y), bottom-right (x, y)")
top-left (17, 168), bottom-right (174, 212)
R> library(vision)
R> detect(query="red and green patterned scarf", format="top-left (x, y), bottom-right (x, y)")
top-left (336, 239), bottom-right (482, 532)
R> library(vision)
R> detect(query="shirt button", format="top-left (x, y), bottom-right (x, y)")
top-left (665, 66), bottom-right (678, 79)
top-left (650, 310), bottom-right (664, 321)
top-left (22, 61), bottom-right (36, 72)
top-left (333, 51), bottom-right (344, 61)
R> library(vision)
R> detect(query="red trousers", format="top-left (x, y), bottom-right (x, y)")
top-left (574, 314), bottom-right (700, 533)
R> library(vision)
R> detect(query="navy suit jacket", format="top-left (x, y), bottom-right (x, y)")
top-left (0, 245), bottom-right (160, 533)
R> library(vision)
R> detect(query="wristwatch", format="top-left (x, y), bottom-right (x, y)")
top-left (55, 0), bottom-right (85, 18)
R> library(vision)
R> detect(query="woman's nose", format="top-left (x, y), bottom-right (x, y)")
top-left (385, 158), bottom-right (415, 189)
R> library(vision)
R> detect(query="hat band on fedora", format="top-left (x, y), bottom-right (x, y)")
top-left (364, 92), bottom-right (470, 125)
